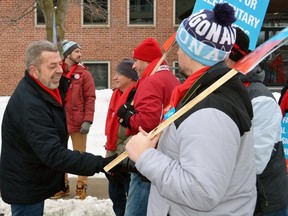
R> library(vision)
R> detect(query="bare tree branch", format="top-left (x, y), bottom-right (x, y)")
top-left (0, 0), bottom-right (37, 35)
top-left (0, 0), bottom-right (108, 39)
top-left (5, 1), bottom-right (36, 23)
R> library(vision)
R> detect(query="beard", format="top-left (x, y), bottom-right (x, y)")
top-left (36, 68), bottom-right (61, 90)
top-left (48, 82), bottom-right (59, 90)
top-left (69, 55), bottom-right (81, 64)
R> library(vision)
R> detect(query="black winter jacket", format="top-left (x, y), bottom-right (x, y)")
top-left (0, 71), bottom-right (104, 204)
top-left (175, 62), bottom-right (253, 136)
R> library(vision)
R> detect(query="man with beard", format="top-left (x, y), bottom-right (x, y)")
top-left (51, 40), bottom-right (96, 200)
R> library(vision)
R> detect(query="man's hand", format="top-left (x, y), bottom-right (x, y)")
top-left (104, 170), bottom-right (130, 183)
top-left (80, 121), bottom-right (91, 134)
top-left (101, 153), bottom-right (131, 183)
top-left (125, 127), bottom-right (160, 162)
top-left (101, 153), bottom-right (118, 172)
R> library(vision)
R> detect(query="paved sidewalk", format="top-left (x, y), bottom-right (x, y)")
top-left (0, 177), bottom-right (109, 200)
top-left (64, 177), bottom-right (109, 199)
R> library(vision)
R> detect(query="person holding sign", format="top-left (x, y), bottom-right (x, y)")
top-left (125, 3), bottom-right (257, 215)
top-left (227, 27), bottom-right (288, 216)
top-left (116, 38), bottom-right (180, 216)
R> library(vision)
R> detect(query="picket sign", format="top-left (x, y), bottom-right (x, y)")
top-left (104, 27), bottom-right (288, 172)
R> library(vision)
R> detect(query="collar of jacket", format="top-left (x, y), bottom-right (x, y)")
top-left (239, 65), bottom-right (265, 83)
top-left (24, 70), bottom-right (64, 108)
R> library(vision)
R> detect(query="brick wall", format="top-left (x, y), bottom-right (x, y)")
top-left (0, 0), bottom-right (179, 96)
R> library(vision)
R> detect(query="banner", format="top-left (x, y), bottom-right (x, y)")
top-left (192, 0), bottom-right (270, 50)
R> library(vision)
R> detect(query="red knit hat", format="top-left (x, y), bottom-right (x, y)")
top-left (132, 38), bottom-right (162, 62)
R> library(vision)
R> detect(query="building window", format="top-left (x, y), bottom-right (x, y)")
top-left (258, 11), bottom-right (288, 87)
top-left (36, 3), bottom-right (45, 26)
top-left (82, 0), bottom-right (109, 26)
top-left (173, 62), bottom-right (186, 83)
top-left (174, 0), bottom-right (195, 26)
top-left (84, 62), bottom-right (110, 89)
top-left (258, 27), bottom-right (288, 87)
top-left (128, 0), bottom-right (155, 26)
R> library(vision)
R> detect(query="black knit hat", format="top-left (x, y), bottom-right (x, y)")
top-left (229, 27), bottom-right (250, 62)
top-left (116, 59), bottom-right (138, 81)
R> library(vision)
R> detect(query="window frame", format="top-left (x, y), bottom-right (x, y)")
top-left (82, 61), bottom-right (111, 89)
top-left (127, 0), bottom-right (156, 27)
top-left (172, 61), bottom-right (185, 84)
top-left (259, 26), bottom-right (288, 87)
top-left (81, 0), bottom-right (110, 28)
top-left (173, 0), bottom-right (195, 27)
top-left (35, 2), bottom-right (46, 27)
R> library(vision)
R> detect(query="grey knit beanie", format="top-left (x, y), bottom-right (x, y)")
top-left (116, 59), bottom-right (138, 81)
top-left (62, 40), bottom-right (81, 58)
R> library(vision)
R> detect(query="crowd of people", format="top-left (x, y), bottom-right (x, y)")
top-left (1, 2), bottom-right (288, 216)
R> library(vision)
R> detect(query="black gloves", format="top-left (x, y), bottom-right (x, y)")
top-left (104, 157), bottom-right (136, 183)
top-left (101, 153), bottom-right (118, 172)
top-left (102, 155), bottom-right (150, 183)
top-left (105, 170), bottom-right (130, 183)
top-left (122, 158), bottom-right (150, 182)
top-left (117, 102), bottom-right (135, 128)
top-left (118, 158), bottom-right (150, 183)
top-left (119, 157), bottom-right (138, 173)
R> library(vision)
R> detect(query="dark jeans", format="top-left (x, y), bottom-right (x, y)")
top-left (108, 174), bottom-right (130, 216)
top-left (11, 201), bottom-right (44, 216)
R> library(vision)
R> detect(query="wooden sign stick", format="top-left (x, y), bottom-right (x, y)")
top-left (150, 32), bottom-right (177, 75)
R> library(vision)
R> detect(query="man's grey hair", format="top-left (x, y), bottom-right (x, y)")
top-left (25, 40), bottom-right (59, 71)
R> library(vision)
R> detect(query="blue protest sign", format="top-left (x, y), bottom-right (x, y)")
top-left (192, 0), bottom-right (270, 50)
top-left (281, 112), bottom-right (288, 172)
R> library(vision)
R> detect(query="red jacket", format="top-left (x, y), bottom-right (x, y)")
top-left (64, 63), bottom-right (96, 133)
top-left (129, 67), bottom-right (181, 135)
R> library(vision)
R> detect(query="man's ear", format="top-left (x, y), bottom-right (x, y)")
top-left (29, 65), bottom-right (39, 79)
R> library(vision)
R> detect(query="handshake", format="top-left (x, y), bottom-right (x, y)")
top-left (102, 154), bottom-right (138, 182)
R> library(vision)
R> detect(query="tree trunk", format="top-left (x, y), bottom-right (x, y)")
top-left (38, 0), bottom-right (70, 54)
